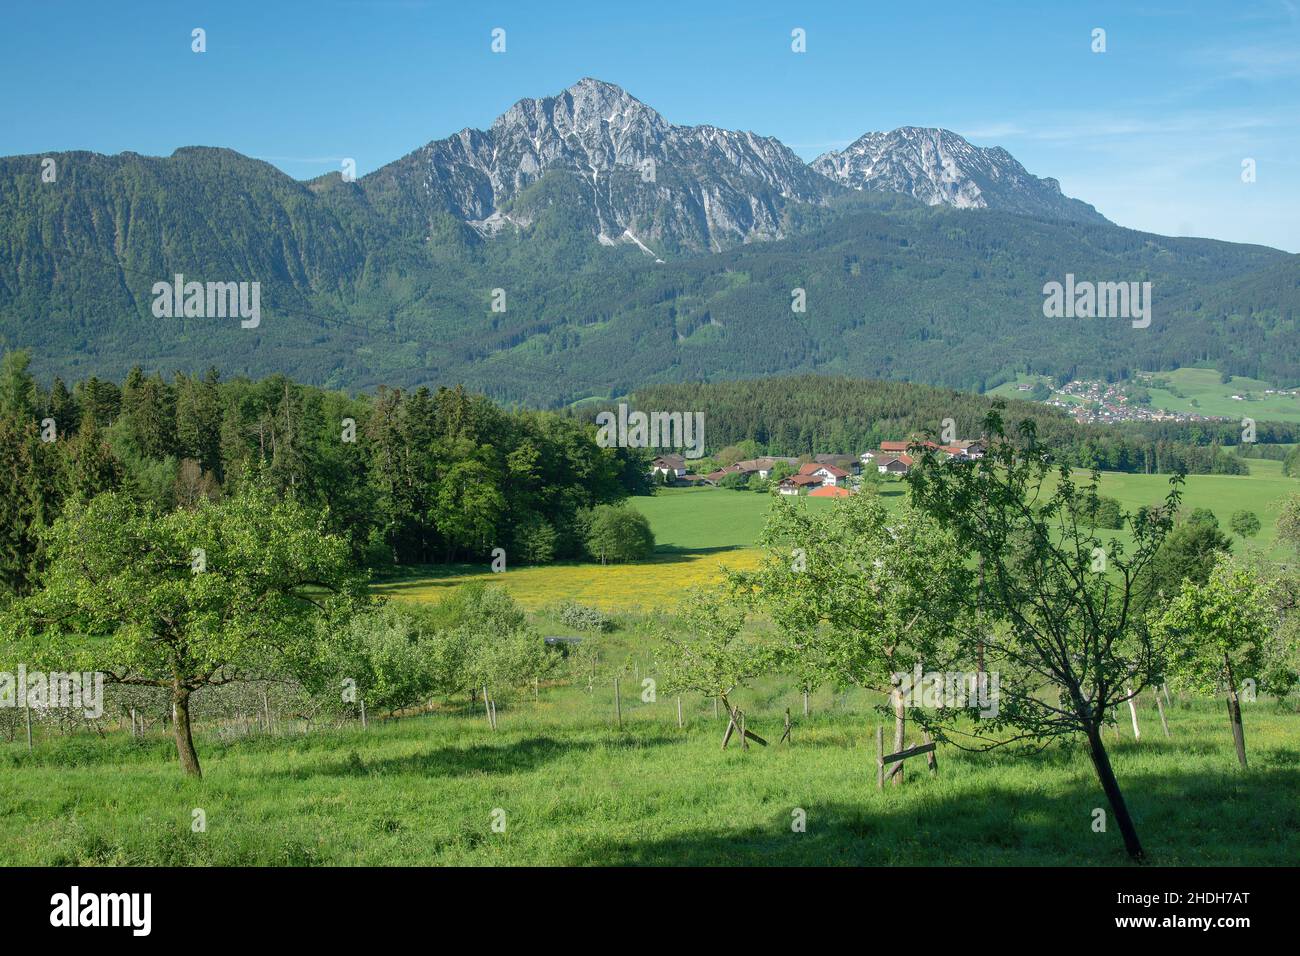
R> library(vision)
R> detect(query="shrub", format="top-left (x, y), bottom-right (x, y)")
top-left (585, 504), bottom-right (655, 563)
top-left (549, 600), bottom-right (613, 633)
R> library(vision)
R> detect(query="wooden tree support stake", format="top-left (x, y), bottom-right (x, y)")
top-left (614, 678), bottom-right (622, 729)
top-left (1126, 686), bottom-right (1140, 741)
top-left (882, 741), bottom-right (936, 765)
top-left (676, 696), bottom-right (683, 729)
top-left (780, 708), bottom-right (792, 744)
top-left (923, 731), bottom-right (937, 775)
top-left (1155, 690), bottom-right (1170, 738)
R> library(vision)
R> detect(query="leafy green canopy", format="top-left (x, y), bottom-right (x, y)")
top-left (2, 482), bottom-right (365, 695)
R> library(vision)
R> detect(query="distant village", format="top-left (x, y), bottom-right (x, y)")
top-left (1019, 379), bottom-right (1231, 426)
top-left (650, 439), bottom-right (986, 496)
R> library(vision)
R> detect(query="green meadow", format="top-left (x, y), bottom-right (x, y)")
top-left (3, 668), bottom-right (1297, 866)
top-left (1140, 368), bottom-right (1300, 423)
top-left (989, 367), bottom-right (1300, 424)
top-left (378, 464), bottom-right (1296, 611)
top-left (5, 467), bottom-right (1298, 867)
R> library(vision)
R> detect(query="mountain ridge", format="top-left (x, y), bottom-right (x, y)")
top-left (811, 125), bottom-right (1108, 224)
top-left (2, 78), bottom-right (1298, 406)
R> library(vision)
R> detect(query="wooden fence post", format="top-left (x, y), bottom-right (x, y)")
top-left (803, 690), bottom-right (809, 718)
top-left (614, 678), bottom-right (622, 729)
top-left (780, 708), bottom-right (792, 744)
top-left (360, 698), bottom-right (367, 730)
top-left (875, 725), bottom-right (884, 790)
top-left (923, 730), bottom-right (937, 775)
top-left (739, 711), bottom-right (748, 751)
top-left (262, 691), bottom-right (271, 734)
top-left (25, 702), bottom-right (33, 750)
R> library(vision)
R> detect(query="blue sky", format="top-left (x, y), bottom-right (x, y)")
top-left (4, 0), bottom-right (1299, 250)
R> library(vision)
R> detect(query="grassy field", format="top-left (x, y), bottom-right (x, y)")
top-left (3, 677), bottom-right (1296, 866)
top-left (374, 487), bottom-right (853, 610)
top-left (989, 367), bottom-right (1300, 423)
top-left (6, 469), bottom-right (1297, 867)
top-left (1139, 368), bottom-right (1300, 423)
top-left (376, 465), bottom-right (1297, 610)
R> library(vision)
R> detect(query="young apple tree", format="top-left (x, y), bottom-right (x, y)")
top-left (656, 585), bottom-right (778, 748)
top-left (906, 411), bottom-right (1179, 861)
top-left (734, 492), bottom-right (971, 768)
top-left (1154, 554), bottom-right (1286, 768)
top-left (2, 482), bottom-right (364, 776)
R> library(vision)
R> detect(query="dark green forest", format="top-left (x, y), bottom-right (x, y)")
top-left (0, 349), bottom-right (650, 599)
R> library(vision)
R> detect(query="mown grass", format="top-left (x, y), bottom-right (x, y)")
top-left (3, 681), bottom-right (1296, 866)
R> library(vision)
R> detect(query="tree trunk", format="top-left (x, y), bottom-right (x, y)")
top-left (1223, 655), bottom-right (1247, 769)
top-left (1084, 724), bottom-right (1143, 861)
top-left (172, 687), bottom-right (202, 777)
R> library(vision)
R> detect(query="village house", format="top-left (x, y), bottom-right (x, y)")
top-left (813, 453), bottom-right (861, 475)
top-left (650, 454), bottom-right (688, 480)
top-left (741, 456), bottom-right (799, 478)
top-left (877, 454), bottom-right (913, 476)
top-left (706, 456), bottom-right (798, 483)
top-left (778, 474), bottom-right (823, 495)
top-left (798, 462), bottom-right (850, 486)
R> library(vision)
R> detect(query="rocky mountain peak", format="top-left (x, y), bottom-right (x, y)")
top-left (812, 126), bottom-right (1107, 223)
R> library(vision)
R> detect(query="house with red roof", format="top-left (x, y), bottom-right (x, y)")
top-left (877, 454), bottom-right (913, 476)
top-left (808, 485), bottom-right (852, 498)
top-left (778, 474), bottom-right (824, 496)
top-left (798, 462), bottom-right (850, 486)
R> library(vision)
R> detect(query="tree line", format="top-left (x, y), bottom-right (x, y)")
top-left (0, 349), bottom-right (652, 597)
top-left (627, 375), bottom-right (1298, 474)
